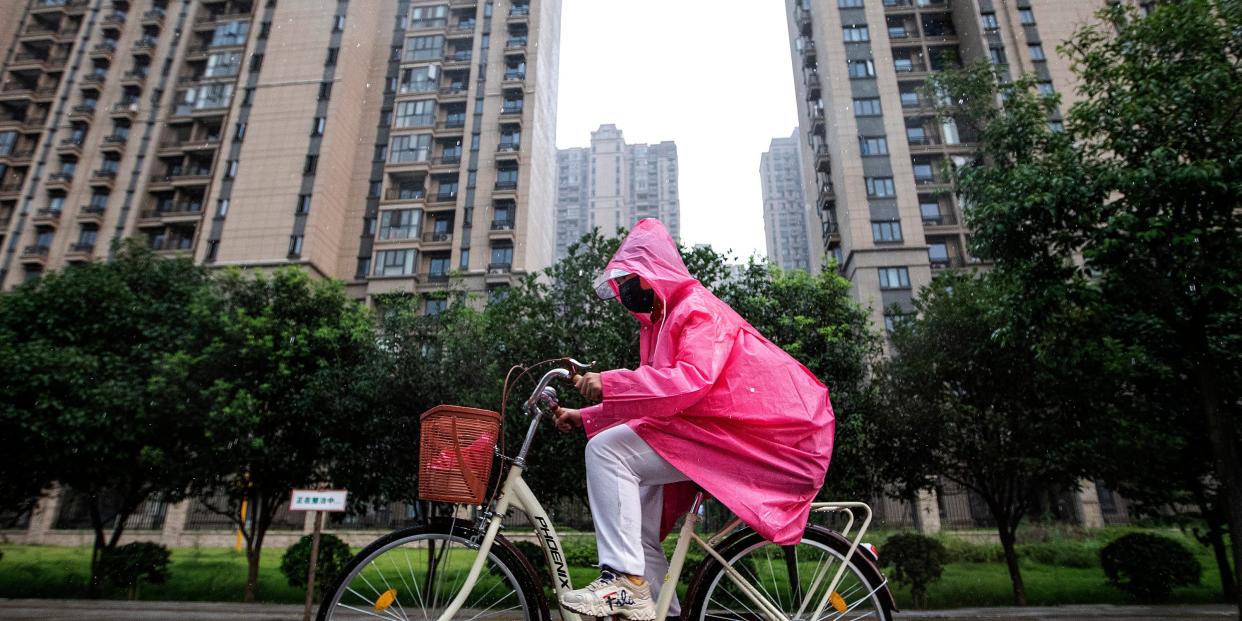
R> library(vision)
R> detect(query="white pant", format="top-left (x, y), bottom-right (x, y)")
top-left (586, 424), bottom-right (690, 613)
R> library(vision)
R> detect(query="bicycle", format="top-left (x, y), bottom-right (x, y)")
top-left (318, 359), bottom-right (897, 621)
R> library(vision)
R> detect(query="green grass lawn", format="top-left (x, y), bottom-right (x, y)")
top-left (0, 527), bottom-right (1231, 609)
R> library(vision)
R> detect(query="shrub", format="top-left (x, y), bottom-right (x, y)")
top-left (1100, 532), bottom-right (1200, 601)
top-left (98, 542), bottom-right (171, 600)
top-left (511, 540), bottom-right (552, 585)
top-left (280, 533), bottom-right (353, 598)
top-left (1019, 540), bottom-right (1099, 568)
top-left (939, 537), bottom-right (1004, 564)
top-left (879, 533), bottom-right (946, 608)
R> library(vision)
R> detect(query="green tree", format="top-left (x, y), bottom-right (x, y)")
top-left (171, 268), bottom-right (380, 602)
top-left (928, 0), bottom-right (1242, 602)
top-left (874, 272), bottom-right (1102, 605)
top-left (0, 241), bottom-right (210, 595)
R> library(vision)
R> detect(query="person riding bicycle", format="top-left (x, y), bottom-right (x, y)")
top-left (553, 218), bottom-right (836, 620)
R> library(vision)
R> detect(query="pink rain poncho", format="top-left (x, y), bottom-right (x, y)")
top-left (577, 219), bottom-right (835, 545)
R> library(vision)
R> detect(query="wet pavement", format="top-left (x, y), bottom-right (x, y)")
top-left (0, 599), bottom-right (1235, 620)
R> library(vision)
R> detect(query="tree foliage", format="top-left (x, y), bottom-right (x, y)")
top-left (1101, 533), bottom-right (1201, 602)
top-left (879, 532), bottom-right (947, 608)
top-left (0, 241), bottom-right (210, 594)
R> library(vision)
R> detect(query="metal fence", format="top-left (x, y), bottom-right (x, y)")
top-left (52, 488), bottom-right (167, 530)
top-left (185, 493), bottom-right (305, 531)
top-left (1095, 480), bottom-right (1131, 525)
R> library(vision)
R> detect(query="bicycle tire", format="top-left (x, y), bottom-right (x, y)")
top-left (317, 518), bottom-right (550, 621)
top-left (683, 524), bottom-right (894, 621)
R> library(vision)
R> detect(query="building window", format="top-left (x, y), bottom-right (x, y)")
top-left (325, 47), bottom-right (339, 66)
top-left (225, 160), bottom-right (238, 178)
top-left (400, 65), bottom-right (439, 93)
top-left (379, 208), bottom-right (421, 240)
top-left (496, 166), bottom-right (519, 189)
top-left (459, 247), bottom-right (470, 269)
top-left (211, 20), bottom-right (249, 46)
top-left (288, 235), bottom-right (303, 257)
top-left (374, 249), bottom-right (417, 276)
top-left (980, 12), bottom-right (998, 30)
top-left (428, 253), bottom-right (451, 277)
top-left (356, 257), bottom-right (370, 276)
top-left (843, 25), bottom-right (870, 42)
top-left (405, 35), bottom-right (444, 61)
top-left (859, 136), bottom-right (888, 156)
top-left (395, 100), bottom-right (436, 128)
top-left (390, 134), bottom-right (432, 163)
top-left (1028, 44), bottom-right (1046, 61)
top-left (847, 59), bottom-right (875, 78)
top-left (410, 5), bottom-right (448, 28)
top-left (878, 266), bottom-right (911, 290)
top-left (1048, 120), bottom-right (1065, 132)
top-left (1038, 81), bottom-right (1055, 97)
top-left (318, 81), bottom-right (333, 100)
top-left (838, 0), bottom-right (864, 6)
top-left (425, 298), bottom-right (447, 315)
top-left (1019, 8), bottom-right (1035, 25)
top-left (249, 53), bottom-right (264, 71)
top-left (865, 177), bottom-right (896, 197)
top-left (333, 14), bottom-right (345, 31)
top-left (920, 200), bottom-right (943, 224)
top-left (853, 98), bottom-right (882, 116)
top-left (206, 52), bottom-right (243, 77)
top-left (490, 244), bottom-right (513, 267)
top-left (311, 117), bottom-right (326, 136)
top-left (235, 122), bottom-right (247, 140)
top-left (296, 193), bottom-right (312, 214)
top-left (304, 155), bottom-right (318, 174)
top-left (871, 220), bottom-right (903, 242)
top-left (883, 313), bottom-right (911, 334)
top-left (206, 239), bottom-right (220, 261)
top-left (989, 47), bottom-right (1006, 66)
top-left (217, 198), bottom-right (229, 216)
top-left (913, 161), bottom-right (935, 182)
top-left (928, 240), bottom-right (949, 265)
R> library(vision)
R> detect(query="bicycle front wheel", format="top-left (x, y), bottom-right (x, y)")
top-left (317, 518), bottom-right (548, 621)
top-left (684, 524), bottom-right (893, 621)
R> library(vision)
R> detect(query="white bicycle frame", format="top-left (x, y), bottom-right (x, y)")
top-left (434, 367), bottom-right (884, 621)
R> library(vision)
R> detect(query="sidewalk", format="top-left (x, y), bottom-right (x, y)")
top-left (0, 599), bottom-right (1236, 620)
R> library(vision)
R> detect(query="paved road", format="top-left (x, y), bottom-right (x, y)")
top-left (0, 600), bottom-right (1236, 620)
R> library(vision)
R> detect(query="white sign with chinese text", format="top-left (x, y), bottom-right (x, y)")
top-left (289, 489), bottom-right (348, 512)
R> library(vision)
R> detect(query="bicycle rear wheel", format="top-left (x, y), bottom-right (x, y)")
top-left (684, 525), bottom-right (893, 621)
top-left (317, 518), bottom-right (548, 621)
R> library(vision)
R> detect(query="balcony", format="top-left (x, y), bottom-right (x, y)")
top-left (0, 181), bottom-right (24, 195)
top-left (132, 37), bottom-right (158, 55)
top-left (196, 10), bottom-right (254, 29)
top-left (486, 262), bottom-right (512, 275)
top-left (490, 219), bottom-right (515, 231)
top-left (425, 271), bottom-right (450, 283)
top-left (69, 104), bottom-right (98, 122)
top-left (508, 5), bottom-right (530, 23)
top-left (46, 171), bottom-right (74, 188)
top-left (798, 38), bottom-right (816, 61)
top-left (32, 207), bottom-right (62, 224)
top-left (383, 188), bottom-right (426, 202)
top-left (814, 144), bottom-right (831, 173)
top-left (79, 205), bottom-right (107, 222)
top-left (431, 155), bottom-right (462, 171)
top-left (428, 191), bottom-right (458, 205)
top-left (439, 85), bottom-right (468, 101)
top-left (101, 12), bottom-right (126, 26)
top-left (505, 37), bottom-right (527, 51)
top-left (804, 71), bottom-right (821, 100)
top-left (139, 203), bottom-right (203, 221)
top-left (11, 52), bottom-right (50, 69)
top-left (90, 41), bottom-right (117, 59)
top-left (809, 107), bottom-right (825, 133)
top-left (444, 50), bottom-right (472, 68)
top-left (151, 237), bottom-right (195, 252)
top-left (120, 70), bottom-right (149, 87)
top-left (795, 5), bottom-right (812, 35)
top-left (499, 105), bottom-right (523, 118)
top-left (4, 148), bottom-right (36, 163)
top-left (21, 245), bottom-right (51, 263)
top-left (111, 101), bottom-right (141, 119)
top-left (493, 180), bottom-right (518, 194)
top-left (67, 241), bottom-right (95, 255)
top-left (142, 8), bottom-right (166, 25)
top-left (421, 230), bottom-right (453, 245)
top-left (91, 169), bottom-right (119, 185)
top-left (57, 137), bottom-right (84, 155)
top-left (502, 71), bottom-right (526, 85)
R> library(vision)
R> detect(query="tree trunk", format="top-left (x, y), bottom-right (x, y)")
top-left (244, 549), bottom-right (262, 603)
top-left (87, 495), bottom-right (107, 598)
top-left (1193, 358), bottom-right (1242, 614)
top-left (997, 524), bottom-right (1026, 606)
top-left (1195, 486), bottom-right (1236, 603)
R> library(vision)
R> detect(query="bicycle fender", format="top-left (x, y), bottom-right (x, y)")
top-left (687, 523), bottom-right (899, 614)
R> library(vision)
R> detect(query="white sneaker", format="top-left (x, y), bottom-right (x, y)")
top-left (559, 567), bottom-right (656, 620)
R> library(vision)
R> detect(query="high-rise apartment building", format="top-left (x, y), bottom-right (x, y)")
top-left (784, 0), bottom-right (1099, 334)
top-left (759, 131), bottom-right (812, 271)
top-left (556, 124), bottom-right (679, 259)
top-left (785, 0), bottom-right (1125, 531)
top-left (0, 0), bottom-right (561, 311)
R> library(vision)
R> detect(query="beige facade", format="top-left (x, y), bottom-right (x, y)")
top-left (556, 123), bottom-right (679, 260)
top-left (759, 130), bottom-right (813, 271)
top-left (784, 0), bottom-right (1107, 333)
top-left (0, 0), bottom-right (561, 311)
top-left (785, 0), bottom-right (1130, 530)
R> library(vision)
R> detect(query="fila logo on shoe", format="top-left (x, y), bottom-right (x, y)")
top-left (603, 588), bottom-right (636, 610)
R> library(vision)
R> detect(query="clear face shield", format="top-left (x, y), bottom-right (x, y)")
top-left (593, 268), bottom-right (632, 300)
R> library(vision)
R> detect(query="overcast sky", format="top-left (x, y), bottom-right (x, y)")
top-left (554, 1), bottom-right (798, 260)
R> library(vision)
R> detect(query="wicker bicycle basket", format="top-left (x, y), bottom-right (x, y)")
top-left (418, 405), bottom-right (501, 505)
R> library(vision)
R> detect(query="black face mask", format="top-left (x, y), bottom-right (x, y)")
top-left (617, 277), bottom-right (655, 313)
